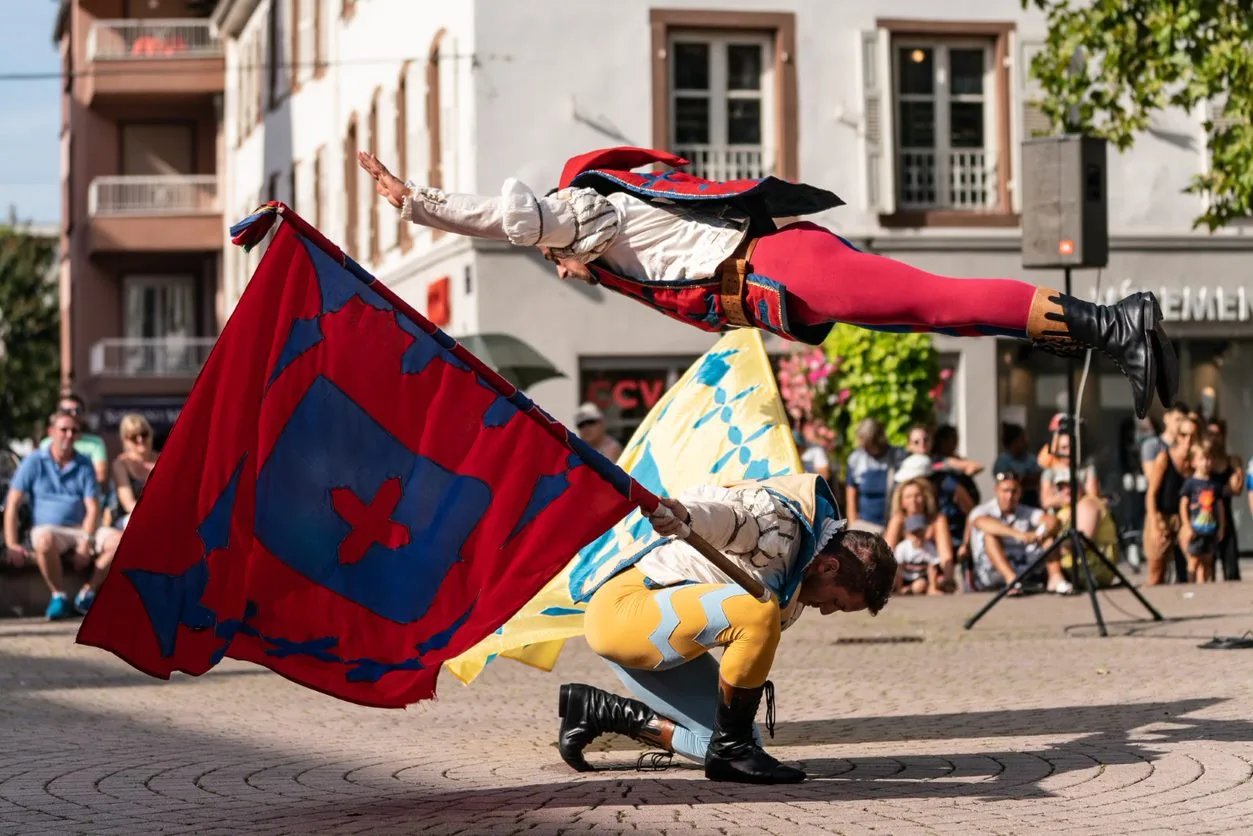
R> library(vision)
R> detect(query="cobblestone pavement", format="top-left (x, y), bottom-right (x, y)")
top-left (1, 580), bottom-right (1251, 835)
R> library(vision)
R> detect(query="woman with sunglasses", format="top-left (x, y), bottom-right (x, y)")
top-left (111, 414), bottom-right (158, 531)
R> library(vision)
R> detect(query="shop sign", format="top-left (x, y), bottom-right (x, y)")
top-left (1095, 279), bottom-right (1252, 323)
top-left (583, 377), bottom-right (667, 410)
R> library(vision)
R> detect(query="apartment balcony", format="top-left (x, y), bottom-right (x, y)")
top-left (673, 145), bottom-right (772, 181)
top-left (90, 337), bottom-right (215, 384)
top-left (87, 175), bottom-right (223, 254)
top-left (82, 19), bottom-right (224, 107)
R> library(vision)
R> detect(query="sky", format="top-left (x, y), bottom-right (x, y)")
top-left (0, 1), bottom-right (62, 227)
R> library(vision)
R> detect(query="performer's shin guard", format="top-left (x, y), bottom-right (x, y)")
top-left (705, 679), bottom-right (805, 784)
top-left (1027, 288), bottom-right (1177, 419)
top-left (557, 683), bottom-right (674, 772)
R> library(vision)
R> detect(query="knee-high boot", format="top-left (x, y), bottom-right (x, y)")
top-left (705, 679), bottom-right (805, 784)
top-left (557, 683), bottom-right (672, 772)
top-left (1027, 289), bottom-right (1178, 419)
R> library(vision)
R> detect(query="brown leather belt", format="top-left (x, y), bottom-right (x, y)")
top-left (718, 235), bottom-right (759, 328)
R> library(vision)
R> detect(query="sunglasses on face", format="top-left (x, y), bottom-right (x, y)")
top-left (127, 431), bottom-right (151, 442)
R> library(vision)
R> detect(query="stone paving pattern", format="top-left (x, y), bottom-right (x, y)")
top-left (1, 580), bottom-right (1251, 835)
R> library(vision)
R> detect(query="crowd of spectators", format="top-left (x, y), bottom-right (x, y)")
top-left (2, 393), bottom-right (157, 620)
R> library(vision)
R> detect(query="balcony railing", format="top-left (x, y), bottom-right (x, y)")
top-left (673, 146), bottom-right (771, 181)
top-left (87, 19), bottom-right (223, 61)
top-left (88, 175), bottom-right (219, 217)
top-left (90, 337), bottom-right (216, 378)
top-left (899, 149), bottom-right (993, 210)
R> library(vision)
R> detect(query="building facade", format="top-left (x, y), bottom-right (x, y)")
top-left (212, 0), bottom-right (1253, 537)
top-left (54, 0), bottom-right (225, 452)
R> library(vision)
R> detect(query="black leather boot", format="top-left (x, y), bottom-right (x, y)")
top-left (705, 680), bottom-right (805, 784)
top-left (1027, 289), bottom-right (1178, 419)
top-left (557, 683), bottom-right (670, 772)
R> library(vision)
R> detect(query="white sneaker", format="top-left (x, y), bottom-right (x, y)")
top-left (1049, 579), bottom-right (1075, 596)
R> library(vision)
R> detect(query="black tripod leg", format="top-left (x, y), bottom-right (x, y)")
top-left (1076, 531), bottom-right (1164, 621)
top-left (964, 539), bottom-right (1064, 630)
top-left (1069, 530), bottom-right (1108, 637)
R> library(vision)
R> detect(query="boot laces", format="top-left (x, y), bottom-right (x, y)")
top-left (635, 751), bottom-right (673, 771)
top-left (763, 680), bottom-right (777, 739)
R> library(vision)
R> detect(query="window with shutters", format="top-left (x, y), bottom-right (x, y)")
top-left (313, 145), bottom-right (325, 229)
top-left (396, 62), bottom-right (412, 252)
top-left (344, 117), bottom-right (359, 253)
top-left (368, 89), bottom-right (381, 264)
top-left (864, 21), bottom-right (1016, 227)
top-left (650, 10), bottom-right (798, 181)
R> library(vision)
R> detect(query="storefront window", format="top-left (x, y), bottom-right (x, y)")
top-left (578, 356), bottom-right (699, 444)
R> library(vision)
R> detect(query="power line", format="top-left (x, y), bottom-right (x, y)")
top-left (0, 52), bottom-right (510, 83)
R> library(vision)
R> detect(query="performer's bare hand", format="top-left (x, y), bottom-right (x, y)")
top-left (357, 152), bottom-right (408, 209)
top-left (649, 497), bottom-right (691, 538)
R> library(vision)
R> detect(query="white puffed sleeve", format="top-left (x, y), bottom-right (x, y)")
top-left (400, 179), bottom-right (622, 263)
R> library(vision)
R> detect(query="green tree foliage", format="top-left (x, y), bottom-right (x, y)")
top-left (824, 325), bottom-right (939, 453)
top-left (1023, 0), bottom-right (1253, 230)
top-left (0, 228), bottom-right (60, 443)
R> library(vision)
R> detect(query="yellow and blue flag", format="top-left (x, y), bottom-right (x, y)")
top-left (444, 328), bottom-right (801, 685)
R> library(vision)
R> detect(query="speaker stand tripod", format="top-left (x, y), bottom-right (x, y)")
top-left (964, 266), bottom-right (1164, 637)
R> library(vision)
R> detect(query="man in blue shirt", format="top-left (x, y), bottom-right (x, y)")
top-left (3, 410), bottom-right (120, 620)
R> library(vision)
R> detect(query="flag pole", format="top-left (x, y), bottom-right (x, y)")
top-left (231, 203), bottom-right (774, 606)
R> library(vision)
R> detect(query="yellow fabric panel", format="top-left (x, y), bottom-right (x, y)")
top-left (444, 329), bottom-right (802, 686)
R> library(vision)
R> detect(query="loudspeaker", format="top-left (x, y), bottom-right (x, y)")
top-left (1020, 135), bottom-right (1109, 269)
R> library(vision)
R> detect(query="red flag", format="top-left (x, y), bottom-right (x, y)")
top-left (76, 204), bottom-right (646, 709)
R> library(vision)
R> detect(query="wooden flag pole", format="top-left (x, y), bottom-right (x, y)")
top-left (679, 529), bottom-right (772, 603)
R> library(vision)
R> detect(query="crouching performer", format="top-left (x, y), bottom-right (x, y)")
top-left (558, 473), bottom-right (897, 784)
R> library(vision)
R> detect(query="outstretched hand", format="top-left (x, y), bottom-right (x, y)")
top-left (357, 151), bottom-right (408, 209)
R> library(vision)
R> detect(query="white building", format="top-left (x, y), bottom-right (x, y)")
top-left (212, 0), bottom-right (1253, 532)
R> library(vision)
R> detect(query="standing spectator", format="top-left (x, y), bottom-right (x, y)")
top-left (39, 393), bottom-right (109, 488)
top-left (929, 425), bottom-right (980, 555)
top-left (1203, 418), bottom-right (1242, 582)
top-left (1179, 437), bottom-right (1225, 584)
top-left (111, 413), bottom-right (159, 530)
top-left (1144, 413), bottom-right (1196, 585)
top-left (1141, 403), bottom-right (1187, 479)
top-left (993, 423), bottom-right (1043, 508)
top-left (845, 418), bottom-right (906, 533)
top-left (905, 424), bottom-right (931, 458)
top-left (968, 471), bottom-right (1073, 594)
top-left (795, 425), bottom-right (832, 482)
top-left (574, 402), bottom-right (623, 462)
top-left (3, 411), bottom-right (121, 619)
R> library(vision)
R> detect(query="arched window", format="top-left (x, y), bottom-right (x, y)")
top-left (396, 61), bottom-right (412, 252)
top-left (425, 28), bottom-right (447, 240)
top-left (368, 89), bottom-right (381, 264)
top-left (344, 115), bottom-right (359, 252)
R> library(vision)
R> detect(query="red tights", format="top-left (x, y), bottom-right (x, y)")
top-left (752, 222), bottom-right (1038, 338)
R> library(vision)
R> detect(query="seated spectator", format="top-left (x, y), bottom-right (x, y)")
top-left (969, 471), bottom-right (1073, 595)
top-left (884, 474), bottom-right (955, 595)
top-left (993, 423), bottom-right (1043, 508)
top-left (1052, 469), bottom-right (1120, 588)
top-left (1039, 416), bottom-right (1100, 511)
top-left (845, 418), bottom-right (906, 533)
top-left (111, 413), bottom-right (159, 530)
top-left (3, 411), bottom-right (122, 619)
top-left (39, 392), bottom-right (108, 488)
top-left (924, 428), bottom-right (980, 559)
top-left (574, 402), bottom-right (623, 461)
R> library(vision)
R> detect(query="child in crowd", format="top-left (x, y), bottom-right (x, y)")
top-left (1179, 438), bottom-right (1225, 583)
top-left (893, 513), bottom-right (951, 595)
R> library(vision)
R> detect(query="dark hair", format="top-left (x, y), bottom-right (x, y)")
top-left (825, 529), bottom-right (897, 616)
top-left (1001, 422), bottom-right (1025, 449)
top-left (1168, 401), bottom-right (1189, 415)
top-left (930, 424), bottom-right (958, 456)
